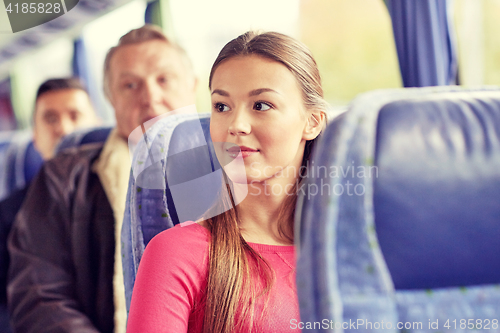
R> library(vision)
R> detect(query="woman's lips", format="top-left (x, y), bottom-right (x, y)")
top-left (227, 146), bottom-right (259, 158)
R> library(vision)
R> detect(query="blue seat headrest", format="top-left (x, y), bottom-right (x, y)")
top-left (0, 131), bottom-right (42, 200)
top-left (0, 126), bottom-right (112, 201)
top-left (131, 115), bottom-right (216, 244)
top-left (295, 87), bottom-right (500, 328)
top-left (164, 116), bottom-right (217, 227)
top-left (57, 126), bottom-right (113, 152)
top-left (0, 133), bottom-right (14, 153)
top-left (23, 141), bottom-right (43, 184)
top-left (123, 112), bottom-right (215, 310)
top-left (374, 92), bottom-right (500, 289)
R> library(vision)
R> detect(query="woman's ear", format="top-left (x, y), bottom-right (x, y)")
top-left (303, 111), bottom-right (326, 141)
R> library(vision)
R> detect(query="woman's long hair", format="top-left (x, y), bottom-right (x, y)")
top-left (203, 31), bottom-right (328, 333)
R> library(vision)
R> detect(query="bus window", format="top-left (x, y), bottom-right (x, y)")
top-left (169, 0), bottom-right (300, 114)
top-left (300, 0), bottom-right (402, 107)
top-left (78, 0), bottom-right (146, 124)
top-left (454, 0), bottom-right (500, 86)
top-left (9, 38), bottom-right (73, 129)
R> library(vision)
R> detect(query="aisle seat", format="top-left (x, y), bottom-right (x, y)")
top-left (295, 86), bottom-right (500, 332)
top-left (121, 113), bottom-right (216, 311)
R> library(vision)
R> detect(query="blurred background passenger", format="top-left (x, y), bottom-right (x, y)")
top-left (7, 25), bottom-right (196, 333)
top-left (0, 77), bottom-right (97, 333)
top-left (33, 78), bottom-right (98, 160)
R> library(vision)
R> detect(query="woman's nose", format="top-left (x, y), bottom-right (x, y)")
top-left (227, 109), bottom-right (251, 136)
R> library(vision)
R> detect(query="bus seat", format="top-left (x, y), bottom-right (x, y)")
top-left (0, 131), bottom-right (44, 333)
top-left (295, 86), bottom-right (500, 332)
top-left (0, 125), bottom-right (113, 333)
top-left (122, 113), bottom-right (214, 311)
top-left (0, 132), bottom-right (15, 157)
top-left (56, 126), bottom-right (113, 152)
top-left (0, 126), bottom-right (112, 202)
top-left (0, 131), bottom-right (43, 202)
top-left (0, 132), bottom-right (16, 198)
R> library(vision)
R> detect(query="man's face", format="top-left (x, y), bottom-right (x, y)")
top-left (33, 89), bottom-right (97, 160)
top-left (107, 40), bottom-right (197, 139)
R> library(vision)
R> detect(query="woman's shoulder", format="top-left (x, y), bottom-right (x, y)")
top-left (144, 222), bottom-right (210, 261)
top-left (129, 223), bottom-right (210, 331)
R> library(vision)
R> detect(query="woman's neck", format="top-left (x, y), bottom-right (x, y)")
top-left (233, 169), bottom-right (298, 246)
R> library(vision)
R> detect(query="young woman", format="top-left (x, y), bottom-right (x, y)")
top-left (126, 31), bottom-right (327, 333)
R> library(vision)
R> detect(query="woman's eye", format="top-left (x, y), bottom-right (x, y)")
top-left (254, 102), bottom-right (272, 111)
top-left (214, 103), bottom-right (230, 112)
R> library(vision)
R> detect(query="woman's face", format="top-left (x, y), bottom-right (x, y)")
top-left (210, 55), bottom-right (309, 184)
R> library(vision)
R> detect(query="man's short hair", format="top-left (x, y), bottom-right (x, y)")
top-left (33, 78), bottom-right (90, 125)
top-left (36, 77), bottom-right (88, 100)
top-left (103, 24), bottom-right (193, 98)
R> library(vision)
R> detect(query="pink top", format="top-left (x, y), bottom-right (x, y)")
top-left (126, 223), bottom-right (299, 332)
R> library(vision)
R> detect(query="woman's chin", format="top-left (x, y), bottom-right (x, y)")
top-left (226, 174), bottom-right (251, 184)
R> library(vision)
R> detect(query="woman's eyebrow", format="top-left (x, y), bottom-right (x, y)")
top-left (211, 88), bottom-right (280, 97)
top-left (249, 88), bottom-right (280, 96)
top-left (211, 89), bottom-right (229, 96)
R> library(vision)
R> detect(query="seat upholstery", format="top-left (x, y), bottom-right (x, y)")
top-left (374, 96), bottom-right (500, 290)
top-left (0, 132), bottom-right (15, 163)
top-left (0, 126), bottom-right (112, 202)
top-left (0, 131), bottom-right (19, 201)
top-left (56, 126), bottom-right (113, 152)
top-left (296, 86), bottom-right (500, 332)
top-left (122, 113), bottom-right (216, 311)
top-left (0, 131), bottom-right (42, 201)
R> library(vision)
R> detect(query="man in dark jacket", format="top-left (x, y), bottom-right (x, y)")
top-left (0, 77), bottom-right (98, 333)
top-left (7, 25), bottom-right (197, 333)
